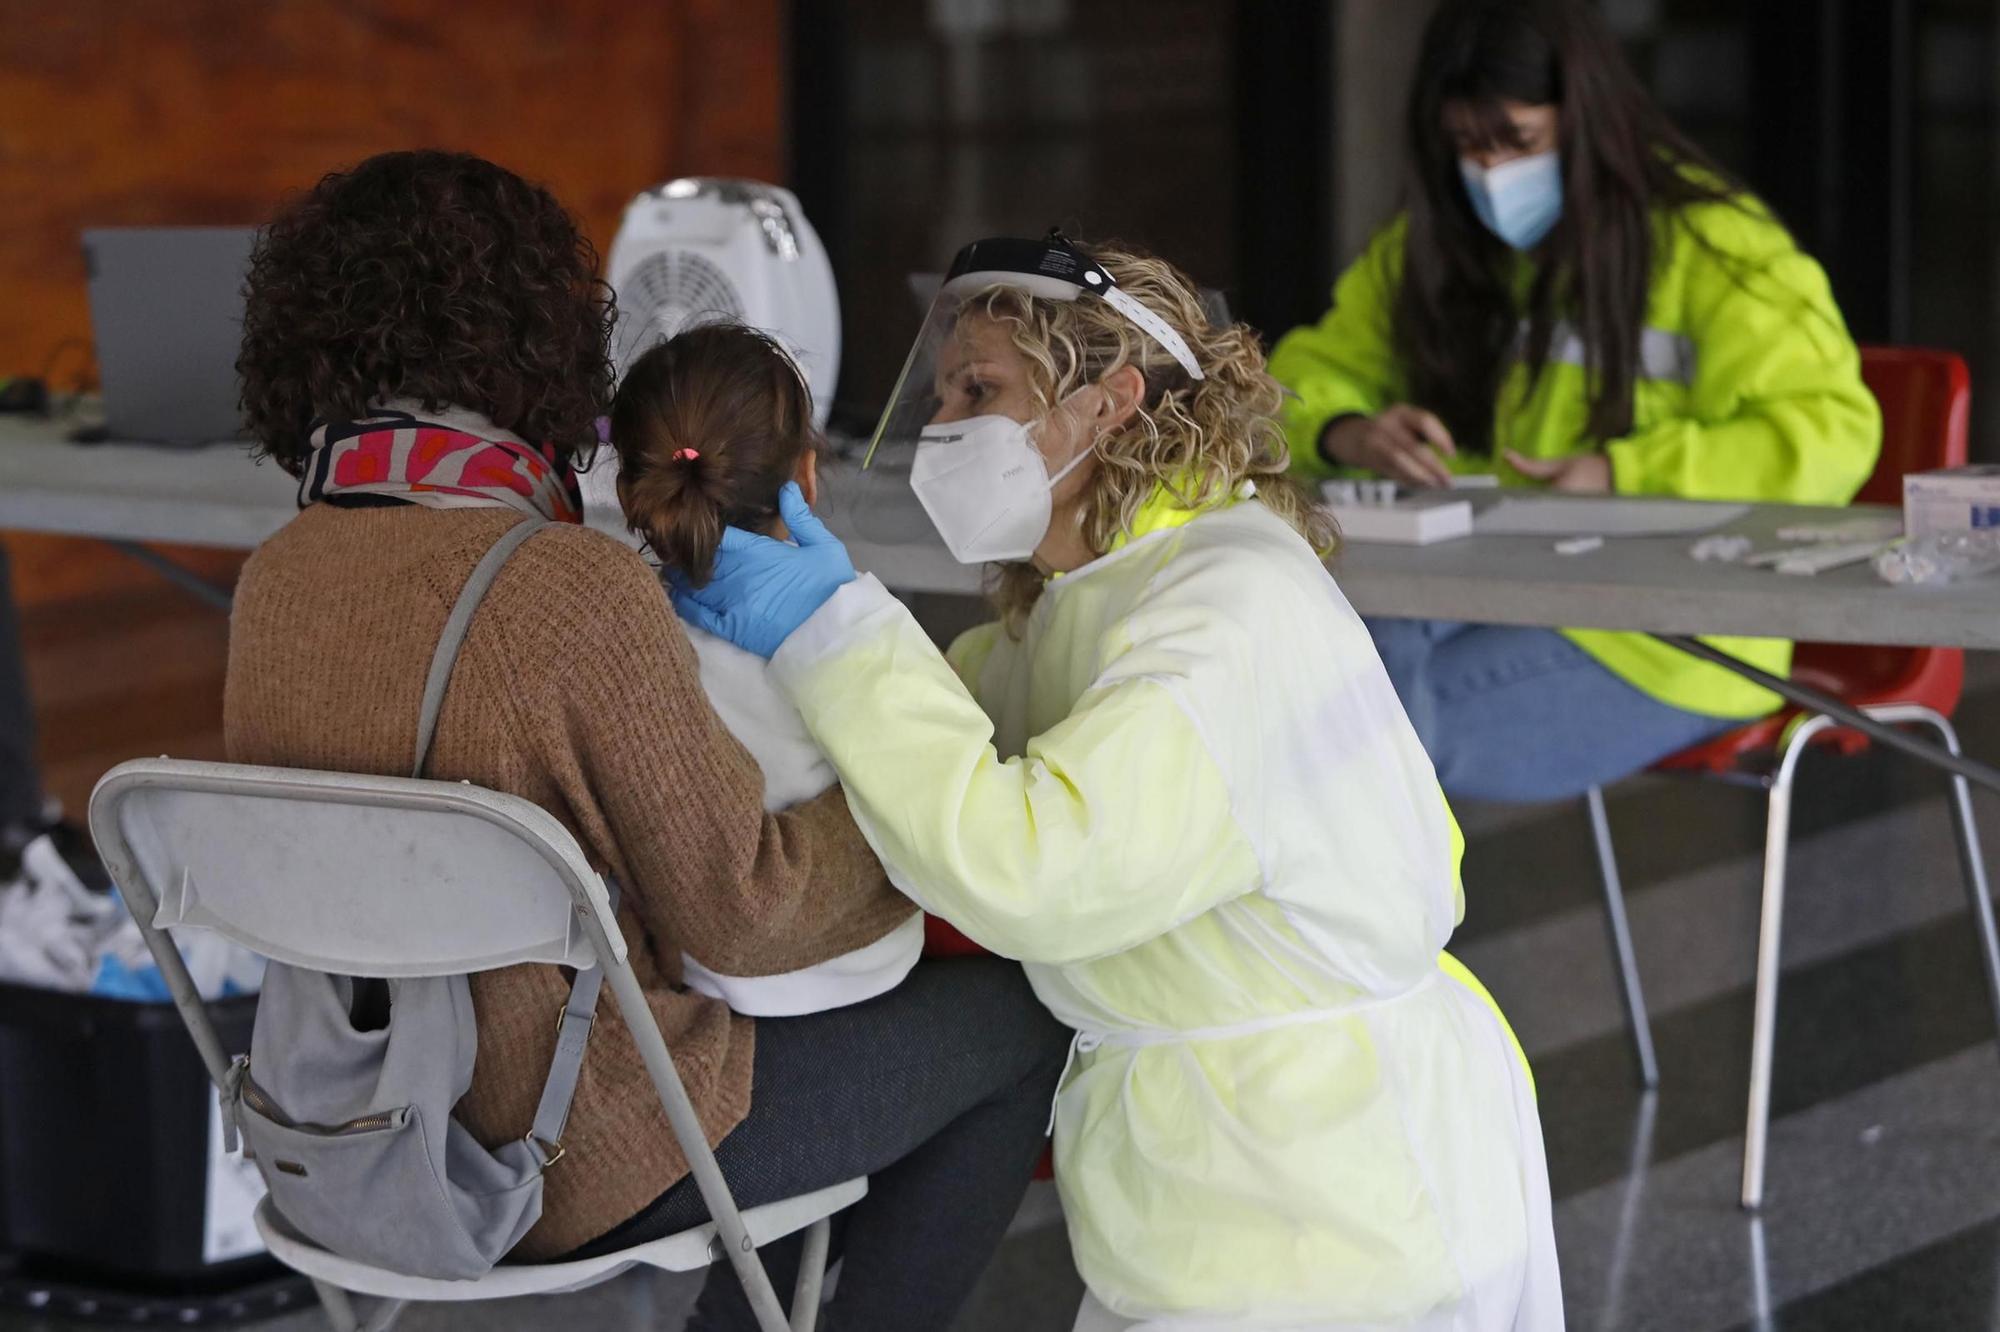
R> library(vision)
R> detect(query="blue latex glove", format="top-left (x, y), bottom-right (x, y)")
top-left (669, 482), bottom-right (857, 659)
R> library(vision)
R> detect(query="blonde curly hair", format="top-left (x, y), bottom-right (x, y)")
top-left (956, 244), bottom-right (1337, 629)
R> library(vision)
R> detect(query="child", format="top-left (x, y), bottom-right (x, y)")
top-left (609, 323), bottom-right (923, 1014)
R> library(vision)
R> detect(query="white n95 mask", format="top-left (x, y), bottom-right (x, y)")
top-left (911, 414), bottom-right (1093, 565)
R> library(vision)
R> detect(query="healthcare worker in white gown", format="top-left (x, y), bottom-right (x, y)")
top-left (672, 233), bottom-right (1564, 1331)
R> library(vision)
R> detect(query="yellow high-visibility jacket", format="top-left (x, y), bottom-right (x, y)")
top-left (1271, 200), bottom-right (1881, 717)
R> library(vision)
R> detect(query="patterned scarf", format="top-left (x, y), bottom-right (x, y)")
top-left (301, 401), bottom-right (583, 524)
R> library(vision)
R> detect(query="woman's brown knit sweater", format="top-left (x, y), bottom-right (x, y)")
top-left (224, 503), bottom-right (914, 1257)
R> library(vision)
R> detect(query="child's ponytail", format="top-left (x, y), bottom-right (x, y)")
top-left (609, 324), bottom-right (820, 589)
top-left (618, 443), bottom-right (731, 585)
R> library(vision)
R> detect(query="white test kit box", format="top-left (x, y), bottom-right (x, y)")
top-left (1903, 465), bottom-right (2000, 537)
top-left (1320, 481), bottom-right (1473, 545)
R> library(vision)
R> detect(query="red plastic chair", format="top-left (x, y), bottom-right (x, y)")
top-left (923, 916), bottom-right (987, 957)
top-left (1585, 346), bottom-right (2000, 1209)
top-left (1654, 347), bottom-right (1969, 774)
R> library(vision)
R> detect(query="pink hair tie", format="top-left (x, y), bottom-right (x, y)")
top-left (672, 448), bottom-right (700, 462)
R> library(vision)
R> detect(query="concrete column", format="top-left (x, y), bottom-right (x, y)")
top-left (1332, 0), bottom-right (1440, 265)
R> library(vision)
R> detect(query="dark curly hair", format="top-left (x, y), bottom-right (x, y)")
top-left (237, 150), bottom-right (614, 473)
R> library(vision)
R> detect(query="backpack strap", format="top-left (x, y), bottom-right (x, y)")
top-left (413, 517), bottom-right (550, 779)
top-left (527, 880), bottom-right (621, 1167)
top-left (411, 516), bottom-right (611, 1170)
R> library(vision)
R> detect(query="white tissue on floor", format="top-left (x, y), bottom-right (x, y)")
top-left (0, 833), bottom-right (262, 1001)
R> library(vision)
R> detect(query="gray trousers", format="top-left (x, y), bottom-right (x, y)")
top-left (570, 956), bottom-right (1071, 1331)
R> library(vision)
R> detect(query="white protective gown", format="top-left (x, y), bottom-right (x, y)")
top-left (768, 494), bottom-right (1563, 1329)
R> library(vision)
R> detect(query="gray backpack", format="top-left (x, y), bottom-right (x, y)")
top-left (223, 518), bottom-right (611, 1279)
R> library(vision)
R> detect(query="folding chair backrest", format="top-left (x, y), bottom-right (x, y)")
top-left (92, 757), bottom-right (809, 1329)
top-left (90, 757), bottom-right (623, 980)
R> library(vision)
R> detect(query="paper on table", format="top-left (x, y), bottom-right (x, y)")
top-left (1473, 496), bottom-right (1750, 538)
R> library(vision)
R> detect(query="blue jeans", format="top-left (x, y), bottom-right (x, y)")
top-left (1366, 618), bottom-right (1738, 804)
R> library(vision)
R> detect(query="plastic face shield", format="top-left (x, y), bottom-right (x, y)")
top-left (861, 233), bottom-right (1204, 471)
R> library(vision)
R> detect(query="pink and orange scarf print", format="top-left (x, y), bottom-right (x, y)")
top-left (301, 402), bottom-right (584, 524)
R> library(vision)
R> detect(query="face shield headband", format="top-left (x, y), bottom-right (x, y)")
top-left (861, 230), bottom-right (1206, 467)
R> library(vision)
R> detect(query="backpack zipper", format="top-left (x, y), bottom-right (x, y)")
top-left (239, 1072), bottom-right (399, 1136)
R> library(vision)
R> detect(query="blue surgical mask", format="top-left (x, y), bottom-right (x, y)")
top-left (1459, 150), bottom-right (1564, 251)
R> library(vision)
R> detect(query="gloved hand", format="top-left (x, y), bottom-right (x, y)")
top-left (669, 482), bottom-right (857, 659)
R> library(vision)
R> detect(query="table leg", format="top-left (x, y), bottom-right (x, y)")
top-left (109, 541), bottom-right (233, 611)
top-left (0, 545), bottom-right (44, 829)
top-left (1653, 634), bottom-right (2000, 795)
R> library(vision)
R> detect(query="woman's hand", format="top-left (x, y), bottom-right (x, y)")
top-left (669, 483), bottom-right (857, 659)
top-left (1504, 449), bottom-right (1613, 494)
top-left (1323, 405), bottom-right (1457, 488)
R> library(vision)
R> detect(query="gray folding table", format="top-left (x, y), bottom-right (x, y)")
top-left (0, 415), bottom-right (295, 607)
top-left (5, 418), bottom-right (1992, 784)
top-left (817, 467), bottom-right (2000, 790)
top-left (1329, 501), bottom-right (2000, 789)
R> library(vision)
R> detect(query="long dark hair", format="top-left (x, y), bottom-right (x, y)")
top-left (1393, 0), bottom-right (1745, 451)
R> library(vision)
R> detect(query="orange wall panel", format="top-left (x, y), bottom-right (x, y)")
top-left (0, 0), bottom-right (782, 604)
top-left (0, 0), bottom-right (783, 381)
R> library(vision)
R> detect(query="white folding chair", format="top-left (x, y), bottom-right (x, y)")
top-left (89, 756), bottom-right (861, 1332)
